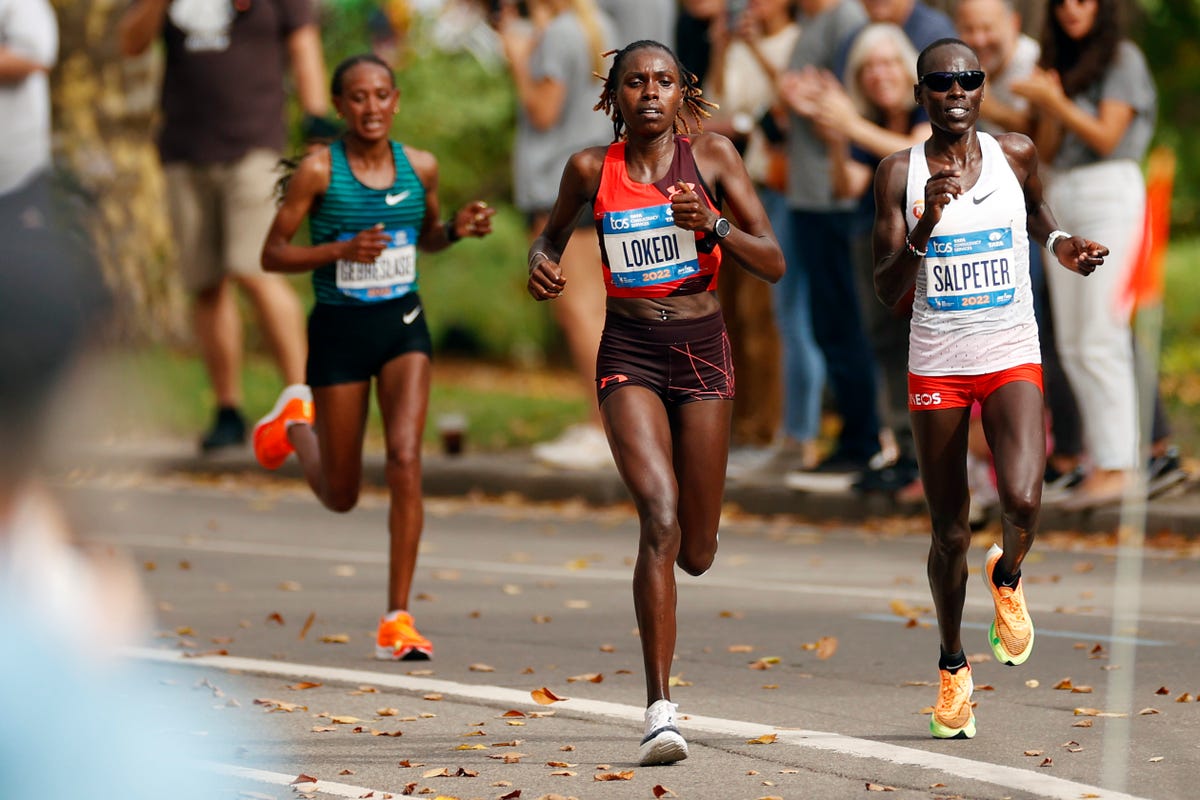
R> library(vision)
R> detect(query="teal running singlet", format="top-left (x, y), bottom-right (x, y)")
top-left (309, 139), bottom-right (427, 305)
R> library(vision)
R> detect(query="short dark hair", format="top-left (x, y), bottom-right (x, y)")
top-left (916, 37), bottom-right (976, 78)
top-left (331, 53), bottom-right (395, 97)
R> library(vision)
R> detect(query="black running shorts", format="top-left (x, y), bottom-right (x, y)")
top-left (306, 292), bottom-right (432, 387)
top-left (595, 309), bottom-right (734, 407)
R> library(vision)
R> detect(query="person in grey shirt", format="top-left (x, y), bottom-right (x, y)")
top-left (597, 0), bottom-right (675, 50)
top-left (1011, 0), bottom-right (1157, 509)
top-left (777, 0), bottom-right (884, 488)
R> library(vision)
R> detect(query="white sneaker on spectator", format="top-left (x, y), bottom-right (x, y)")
top-left (531, 424), bottom-right (614, 470)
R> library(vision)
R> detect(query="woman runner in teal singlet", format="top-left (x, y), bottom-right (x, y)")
top-left (256, 53), bottom-right (495, 662)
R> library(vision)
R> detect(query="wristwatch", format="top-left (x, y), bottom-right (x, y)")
top-left (713, 217), bottom-right (732, 239)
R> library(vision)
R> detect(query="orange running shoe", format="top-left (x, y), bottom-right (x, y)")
top-left (252, 385), bottom-right (314, 470)
top-left (984, 543), bottom-right (1035, 665)
top-left (930, 664), bottom-right (976, 739)
top-left (375, 610), bottom-right (433, 661)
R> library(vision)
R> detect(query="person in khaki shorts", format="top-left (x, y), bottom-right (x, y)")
top-left (119, 0), bottom-right (330, 451)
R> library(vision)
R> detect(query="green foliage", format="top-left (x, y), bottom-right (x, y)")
top-left (1133, 0), bottom-right (1200, 229)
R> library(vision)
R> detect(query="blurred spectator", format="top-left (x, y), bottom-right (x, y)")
top-left (812, 23), bottom-right (930, 495)
top-left (0, 0), bottom-right (56, 230)
top-left (954, 0), bottom-right (1038, 136)
top-left (1012, 0), bottom-right (1157, 507)
top-left (778, 0), bottom-right (881, 493)
top-left (707, 0), bottom-right (807, 465)
top-left (598, 0), bottom-right (676, 50)
top-left (675, 0), bottom-right (727, 87)
top-left (118, 0), bottom-right (330, 454)
top-left (497, 0), bottom-right (617, 469)
top-left (834, 0), bottom-right (956, 79)
top-left (0, 202), bottom-right (234, 800)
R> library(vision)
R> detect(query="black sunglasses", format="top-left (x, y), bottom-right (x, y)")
top-left (919, 70), bottom-right (986, 92)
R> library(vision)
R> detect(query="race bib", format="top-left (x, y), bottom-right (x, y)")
top-left (602, 204), bottom-right (700, 289)
top-left (925, 227), bottom-right (1016, 311)
top-left (335, 227), bottom-right (417, 302)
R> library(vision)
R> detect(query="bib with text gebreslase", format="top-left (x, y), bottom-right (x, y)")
top-left (924, 226), bottom-right (1016, 311)
top-left (335, 227), bottom-right (417, 302)
top-left (602, 204), bottom-right (700, 289)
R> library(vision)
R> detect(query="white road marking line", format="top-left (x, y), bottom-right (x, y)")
top-left (98, 531), bottom-right (1200, 628)
top-left (205, 761), bottom-right (381, 799)
top-left (857, 614), bottom-right (1173, 646)
top-left (136, 648), bottom-right (1148, 800)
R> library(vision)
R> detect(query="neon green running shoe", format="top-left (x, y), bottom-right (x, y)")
top-left (930, 664), bottom-right (976, 739)
top-left (984, 543), bottom-right (1035, 665)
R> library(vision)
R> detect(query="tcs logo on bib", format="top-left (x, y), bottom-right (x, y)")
top-left (909, 392), bottom-right (943, 407)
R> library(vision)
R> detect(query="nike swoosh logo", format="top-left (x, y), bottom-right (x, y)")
top-left (972, 189), bottom-right (996, 204)
top-left (385, 191), bottom-right (410, 206)
top-left (402, 305), bottom-right (422, 325)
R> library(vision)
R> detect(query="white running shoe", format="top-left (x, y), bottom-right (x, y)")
top-left (638, 699), bottom-right (688, 765)
top-left (531, 424), bottom-right (614, 470)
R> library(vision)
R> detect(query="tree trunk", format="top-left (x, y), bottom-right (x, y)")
top-left (50, 0), bottom-right (186, 344)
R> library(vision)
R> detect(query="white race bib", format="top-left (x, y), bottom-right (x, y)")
top-left (335, 227), bottom-right (417, 302)
top-left (925, 227), bottom-right (1017, 311)
top-left (602, 204), bottom-right (700, 289)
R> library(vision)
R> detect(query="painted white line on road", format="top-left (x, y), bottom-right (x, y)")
top-left (205, 761), bottom-right (382, 799)
top-left (136, 648), bottom-right (1147, 800)
top-left (857, 614), bottom-right (1173, 647)
top-left (99, 531), bottom-right (1200, 629)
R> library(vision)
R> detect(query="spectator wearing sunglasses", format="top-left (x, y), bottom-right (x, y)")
top-left (1009, 0), bottom-right (1158, 509)
top-left (873, 37), bottom-right (1107, 739)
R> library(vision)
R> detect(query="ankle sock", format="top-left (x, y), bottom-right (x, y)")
top-left (992, 563), bottom-right (1022, 589)
top-left (939, 648), bottom-right (968, 673)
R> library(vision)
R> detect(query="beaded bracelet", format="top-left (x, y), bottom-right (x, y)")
top-left (904, 234), bottom-right (927, 258)
top-left (528, 251), bottom-right (550, 273)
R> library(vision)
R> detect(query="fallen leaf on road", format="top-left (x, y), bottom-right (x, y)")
top-left (311, 726), bottom-right (337, 733)
top-left (266, 612), bottom-right (285, 626)
top-left (469, 663), bottom-right (495, 672)
top-left (1155, 686), bottom-right (1170, 695)
top-left (1149, 756), bottom-right (1164, 763)
top-left (719, 610), bottom-right (745, 619)
top-left (288, 682), bottom-right (322, 691)
top-left (321, 633), bottom-right (350, 644)
top-left (531, 687), bottom-right (567, 705)
top-left (377, 708), bottom-right (400, 716)
top-left (652, 786), bottom-right (677, 798)
top-left (299, 612), bottom-right (316, 641)
top-left (1024, 750), bottom-right (1043, 757)
top-left (1072, 719), bottom-right (1093, 728)
top-left (422, 768), bottom-right (450, 778)
top-left (549, 771), bottom-right (577, 777)
top-left (1054, 678), bottom-right (1074, 690)
top-left (502, 710), bottom-right (526, 718)
top-left (1138, 708), bottom-right (1160, 715)
top-left (593, 771), bottom-right (634, 781)
top-left (1026, 680), bottom-right (1040, 688)
top-left (668, 675), bottom-right (693, 686)
top-left (747, 733), bottom-right (777, 745)
top-left (456, 745), bottom-right (487, 751)
top-left (546, 762), bottom-right (576, 768)
top-left (331, 716), bottom-right (363, 725)
top-left (291, 774), bottom-right (318, 785)
top-left (728, 644), bottom-right (755, 653)
top-left (254, 698), bottom-right (306, 713)
top-left (425, 694), bottom-right (443, 702)
top-left (278, 581), bottom-right (302, 592)
top-left (1176, 693), bottom-right (1194, 703)
top-left (566, 673), bottom-right (603, 683)
top-left (1039, 758), bottom-right (1053, 768)
top-left (866, 783), bottom-right (896, 791)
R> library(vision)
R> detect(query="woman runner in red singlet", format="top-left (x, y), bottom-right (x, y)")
top-left (527, 39), bottom-right (785, 765)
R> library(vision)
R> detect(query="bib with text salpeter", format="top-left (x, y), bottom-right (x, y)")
top-left (925, 226), bottom-right (1016, 311)
top-left (335, 227), bottom-right (417, 302)
top-left (602, 204), bottom-right (700, 288)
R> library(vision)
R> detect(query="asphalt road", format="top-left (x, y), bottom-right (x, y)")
top-left (62, 472), bottom-right (1199, 800)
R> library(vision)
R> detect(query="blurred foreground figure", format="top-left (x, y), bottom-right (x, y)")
top-left (0, 219), bottom-right (230, 798)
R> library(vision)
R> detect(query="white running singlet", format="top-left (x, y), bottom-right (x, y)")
top-left (905, 132), bottom-right (1040, 376)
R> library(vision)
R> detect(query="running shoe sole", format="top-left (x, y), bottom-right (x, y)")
top-left (930, 713), bottom-right (977, 739)
top-left (638, 729), bottom-right (689, 765)
top-left (374, 643), bottom-right (433, 661)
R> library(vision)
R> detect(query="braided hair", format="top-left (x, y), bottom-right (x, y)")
top-left (593, 40), bottom-right (717, 142)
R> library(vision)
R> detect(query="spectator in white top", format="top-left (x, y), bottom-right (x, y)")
top-left (0, 0), bottom-right (57, 228)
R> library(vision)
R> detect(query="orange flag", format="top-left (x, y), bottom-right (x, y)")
top-left (1124, 147), bottom-right (1176, 310)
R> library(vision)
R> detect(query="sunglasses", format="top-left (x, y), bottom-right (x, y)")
top-left (919, 70), bottom-right (986, 92)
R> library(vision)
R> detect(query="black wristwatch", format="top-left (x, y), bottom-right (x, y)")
top-left (713, 217), bottom-right (732, 239)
